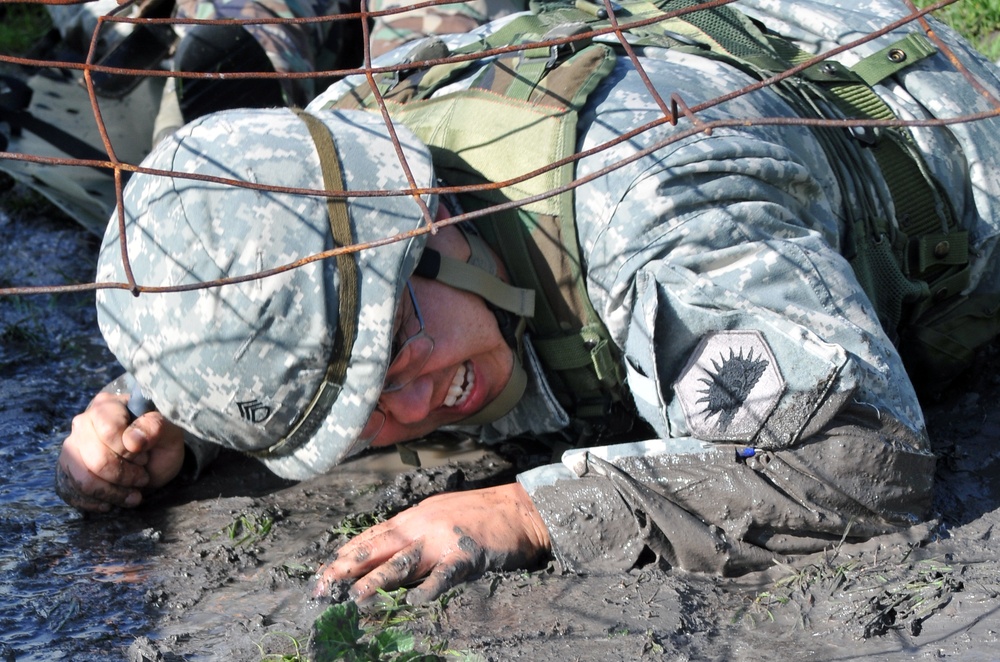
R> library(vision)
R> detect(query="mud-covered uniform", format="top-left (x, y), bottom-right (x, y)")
top-left (307, 0), bottom-right (1000, 574)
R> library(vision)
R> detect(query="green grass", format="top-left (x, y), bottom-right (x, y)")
top-left (915, 0), bottom-right (1000, 59)
top-left (0, 4), bottom-right (52, 56)
top-left (222, 512), bottom-right (275, 546)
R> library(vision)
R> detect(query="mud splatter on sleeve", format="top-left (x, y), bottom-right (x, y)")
top-left (524, 405), bottom-right (935, 576)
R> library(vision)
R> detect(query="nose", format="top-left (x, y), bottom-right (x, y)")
top-left (377, 375), bottom-right (435, 425)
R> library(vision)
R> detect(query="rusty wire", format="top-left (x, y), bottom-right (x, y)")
top-left (1, 0), bottom-right (998, 299)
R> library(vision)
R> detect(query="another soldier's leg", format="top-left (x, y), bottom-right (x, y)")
top-left (173, 23), bottom-right (284, 124)
top-left (45, 0), bottom-right (133, 58)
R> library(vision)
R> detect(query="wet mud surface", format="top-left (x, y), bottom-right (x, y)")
top-left (3, 183), bottom-right (1000, 661)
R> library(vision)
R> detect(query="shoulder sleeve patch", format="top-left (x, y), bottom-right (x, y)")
top-left (673, 330), bottom-right (785, 442)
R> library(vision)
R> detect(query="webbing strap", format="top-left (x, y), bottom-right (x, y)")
top-left (531, 325), bottom-right (620, 381)
top-left (251, 109), bottom-right (360, 458)
top-left (629, 0), bottom-right (958, 257)
top-left (767, 28), bottom-right (958, 280)
top-left (852, 33), bottom-right (939, 87)
top-left (820, 39), bottom-right (955, 245)
top-left (416, 249), bottom-right (536, 317)
top-left (413, 242), bottom-right (533, 426)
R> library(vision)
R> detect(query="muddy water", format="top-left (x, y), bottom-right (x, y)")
top-left (0, 194), bottom-right (150, 660)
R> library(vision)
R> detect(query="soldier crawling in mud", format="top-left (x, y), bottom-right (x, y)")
top-left (55, 0), bottom-right (1000, 606)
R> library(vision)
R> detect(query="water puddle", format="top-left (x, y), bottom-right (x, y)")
top-left (0, 198), bottom-right (152, 660)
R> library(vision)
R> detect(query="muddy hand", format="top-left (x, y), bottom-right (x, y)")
top-left (314, 483), bottom-right (551, 605)
top-left (55, 391), bottom-right (186, 513)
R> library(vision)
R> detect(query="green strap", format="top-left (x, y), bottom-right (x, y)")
top-left (837, 41), bottom-right (959, 268)
top-left (639, 1), bottom-right (957, 255)
top-left (430, 252), bottom-right (536, 317)
top-left (769, 31), bottom-right (959, 278)
top-left (253, 109), bottom-right (360, 458)
top-left (852, 33), bottom-right (938, 86)
top-left (295, 108), bottom-right (359, 389)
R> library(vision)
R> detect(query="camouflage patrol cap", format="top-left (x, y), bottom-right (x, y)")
top-left (96, 107), bottom-right (435, 480)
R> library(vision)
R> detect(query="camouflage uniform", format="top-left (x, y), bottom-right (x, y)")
top-left (95, 0), bottom-right (1000, 577)
top-left (170, 0), bottom-right (525, 109)
top-left (368, 0), bottom-right (526, 56)
top-left (308, 0), bottom-right (1000, 574)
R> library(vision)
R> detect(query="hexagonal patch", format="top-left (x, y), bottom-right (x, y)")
top-left (673, 330), bottom-right (785, 442)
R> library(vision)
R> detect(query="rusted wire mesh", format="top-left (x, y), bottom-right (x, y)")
top-left (1, 0), bottom-right (998, 298)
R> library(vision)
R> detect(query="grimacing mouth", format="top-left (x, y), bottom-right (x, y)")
top-left (443, 362), bottom-right (474, 408)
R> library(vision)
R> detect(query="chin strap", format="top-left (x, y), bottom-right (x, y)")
top-left (415, 230), bottom-right (536, 425)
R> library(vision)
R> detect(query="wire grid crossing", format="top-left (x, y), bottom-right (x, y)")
top-left (0, 0), bottom-right (997, 298)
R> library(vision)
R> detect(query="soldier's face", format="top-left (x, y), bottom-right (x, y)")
top-left (368, 224), bottom-right (515, 447)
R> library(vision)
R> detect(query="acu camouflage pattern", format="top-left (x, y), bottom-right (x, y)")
top-left (310, 0), bottom-right (1000, 572)
top-left (525, 0), bottom-right (1000, 570)
top-left (566, 0), bottom-right (1000, 453)
top-left (96, 108), bottom-right (436, 480)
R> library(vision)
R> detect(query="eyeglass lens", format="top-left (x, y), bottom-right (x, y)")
top-left (358, 281), bottom-right (435, 443)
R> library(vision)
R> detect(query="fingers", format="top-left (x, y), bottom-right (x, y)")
top-left (68, 407), bottom-right (151, 490)
top-left (313, 523), bottom-right (401, 598)
top-left (348, 542), bottom-right (426, 604)
top-left (55, 392), bottom-right (155, 513)
top-left (324, 519), bottom-right (405, 578)
top-left (55, 446), bottom-right (144, 512)
top-left (85, 392), bottom-right (163, 459)
top-left (317, 543), bottom-right (478, 606)
top-left (121, 412), bottom-right (174, 458)
top-left (314, 527), bottom-right (485, 605)
top-left (405, 553), bottom-right (481, 604)
top-left (312, 486), bottom-right (552, 606)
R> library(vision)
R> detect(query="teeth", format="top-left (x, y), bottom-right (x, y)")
top-left (443, 363), bottom-right (474, 407)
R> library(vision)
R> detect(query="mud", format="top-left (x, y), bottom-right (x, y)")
top-left (2, 181), bottom-right (1000, 661)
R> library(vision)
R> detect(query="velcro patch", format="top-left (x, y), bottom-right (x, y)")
top-left (673, 330), bottom-right (785, 442)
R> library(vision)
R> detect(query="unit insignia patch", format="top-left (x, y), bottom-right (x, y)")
top-left (674, 330), bottom-right (785, 442)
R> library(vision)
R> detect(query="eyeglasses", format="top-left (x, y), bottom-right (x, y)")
top-left (358, 281), bottom-right (434, 443)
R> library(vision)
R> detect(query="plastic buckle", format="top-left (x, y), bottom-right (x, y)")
top-left (537, 22), bottom-right (593, 69)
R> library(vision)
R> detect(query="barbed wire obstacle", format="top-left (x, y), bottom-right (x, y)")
top-left (0, 0), bottom-right (997, 298)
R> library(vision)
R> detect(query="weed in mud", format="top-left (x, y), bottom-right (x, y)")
top-left (772, 558), bottom-right (860, 595)
top-left (737, 590), bottom-right (788, 624)
top-left (257, 632), bottom-right (307, 661)
top-left (278, 562), bottom-right (316, 580)
top-left (223, 512), bottom-right (275, 546)
top-left (330, 511), bottom-right (389, 538)
top-left (311, 594), bottom-right (483, 662)
top-left (735, 557), bottom-right (859, 627)
top-left (370, 588), bottom-right (419, 628)
top-left (642, 629), bottom-right (665, 655)
top-left (0, 318), bottom-right (47, 351)
top-left (0, 177), bottom-right (66, 222)
top-left (312, 600), bottom-right (422, 661)
top-left (855, 558), bottom-right (965, 638)
top-left (734, 550), bottom-right (967, 640)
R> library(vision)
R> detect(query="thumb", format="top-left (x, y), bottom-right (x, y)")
top-left (121, 418), bottom-right (157, 458)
